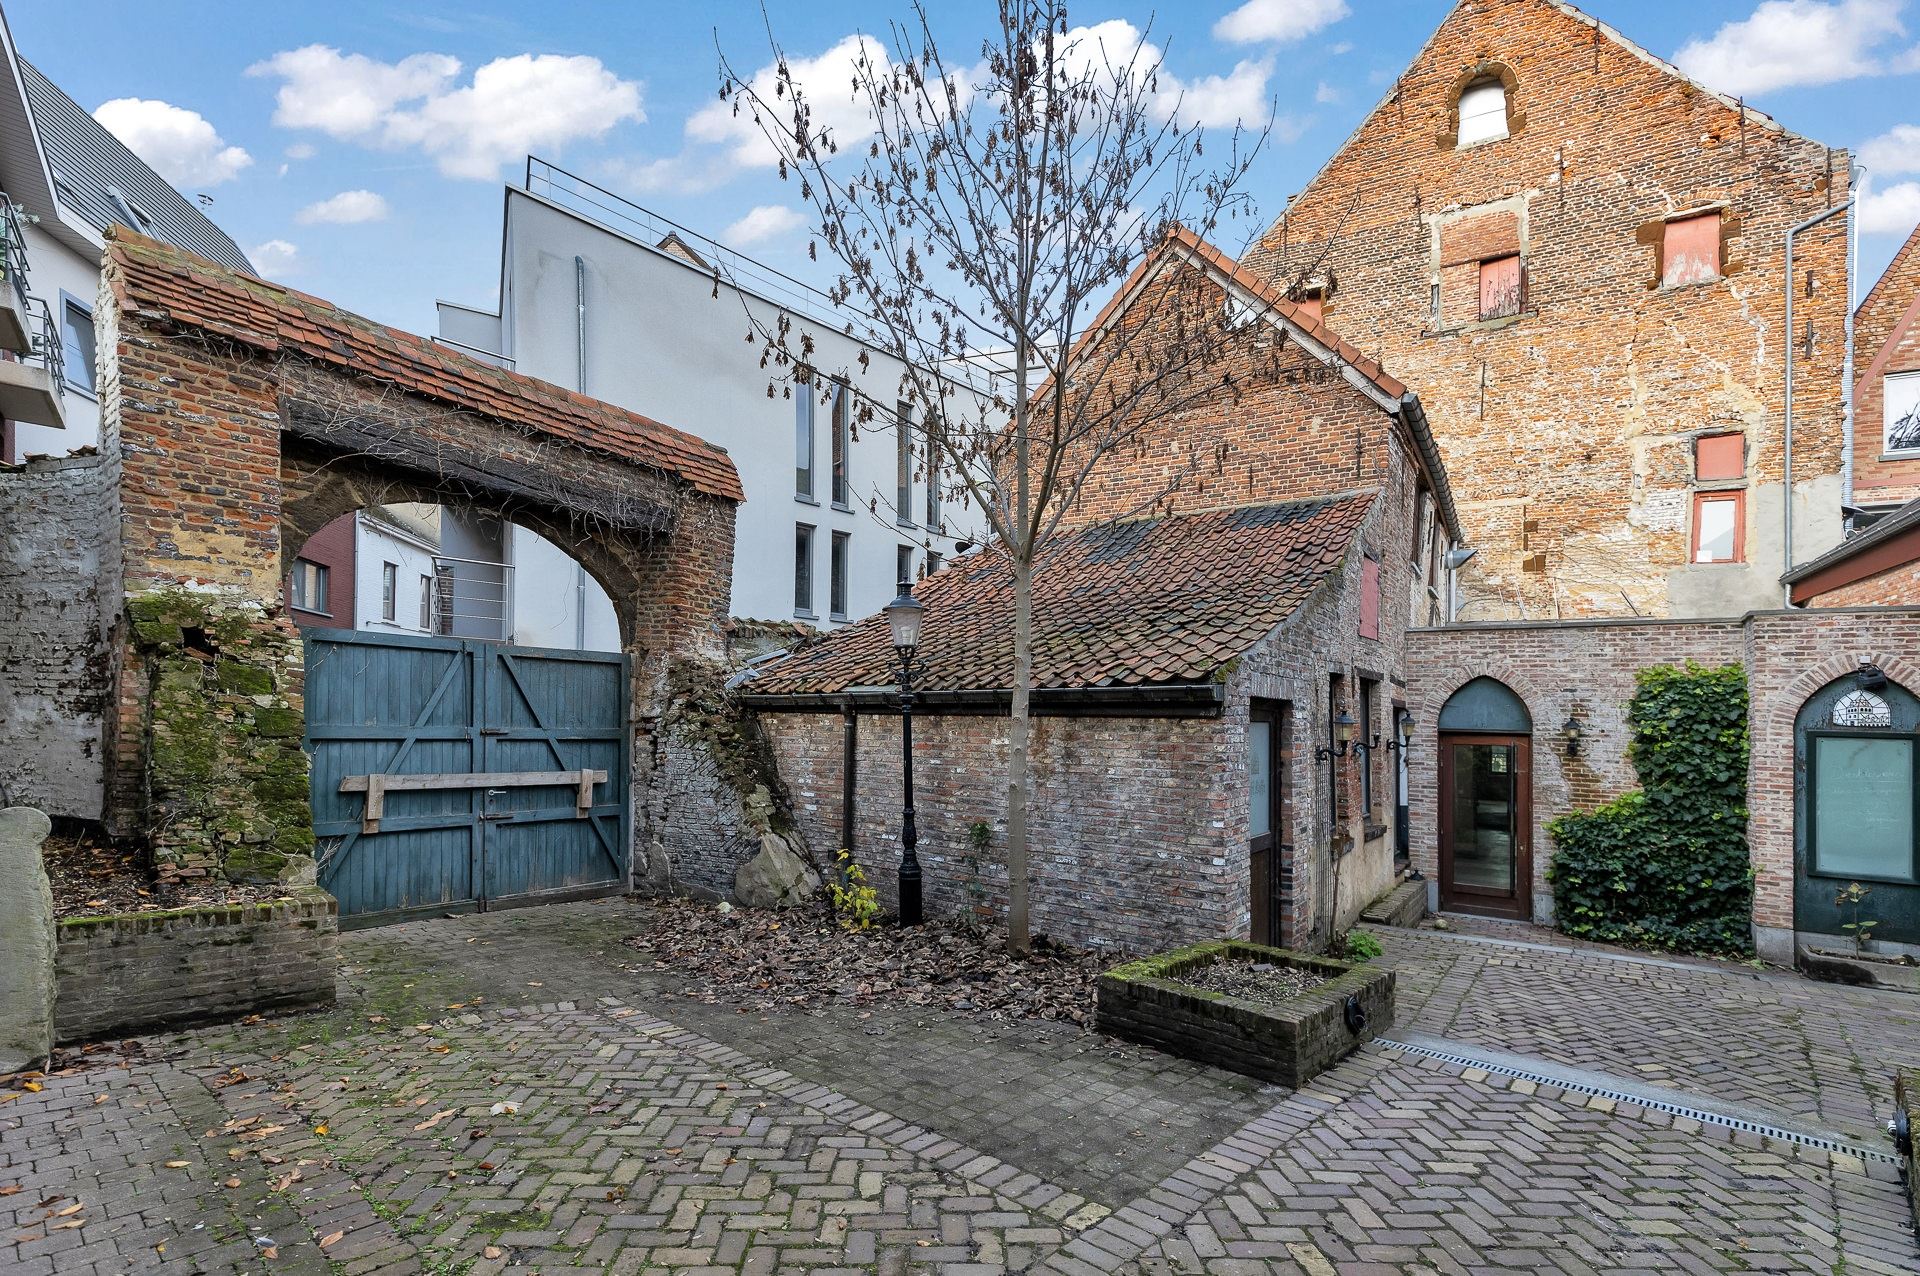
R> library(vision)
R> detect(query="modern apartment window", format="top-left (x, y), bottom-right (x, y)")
top-left (795, 371), bottom-right (816, 499)
top-left (381, 561), bottom-right (398, 621)
top-left (1691, 491), bottom-right (1744, 564)
top-left (1695, 432), bottom-right (1745, 481)
top-left (61, 296), bottom-right (96, 395)
top-left (794, 524), bottom-right (816, 614)
top-left (829, 531), bottom-right (849, 619)
top-left (1663, 212), bottom-right (1722, 287)
top-left (924, 413), bottom-right (943, 528)
top-left (1456, 78), bottom-right (1508, 146)
top-left (418, 574), bottom-right (433, 629)
top-left (895, 544), bottom-right (913, 591)
top-left (831, 381), bottom-right (850, 506)
top-left (926, 551), bottom-right (944, 576)
top-left (895, 399), bottom-right (914, 524)
top-left (289, 559), bottom-right (329, 614)
top-left (1885, 371), bottom-right (1920, 456)
top-left (1478, 254), bottom-right (1523, 320)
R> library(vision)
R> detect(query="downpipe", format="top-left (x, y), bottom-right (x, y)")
top-left (1782, 194), bottom-right (1854, 606)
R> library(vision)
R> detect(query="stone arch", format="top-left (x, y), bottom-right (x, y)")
top-left (1413, 659), bottom-right (1550, 734)
top-left (1766, 650), bottom-right (1920, 736)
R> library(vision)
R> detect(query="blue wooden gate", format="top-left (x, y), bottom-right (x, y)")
top-left (304, 629), bottom-right (629, 928)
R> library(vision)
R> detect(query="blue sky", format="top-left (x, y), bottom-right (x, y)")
top-left (10, 0), bottom-right (1913, 335)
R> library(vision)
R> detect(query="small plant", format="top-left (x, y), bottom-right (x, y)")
top-left (1836, 881), bottom-right (1878, 954)
top-left (1339, 929), bottom-right (1384, 962)
top-left (827, 849), bottom-right (880, 930)
top-left (964, 821), bottom-right (993, 916)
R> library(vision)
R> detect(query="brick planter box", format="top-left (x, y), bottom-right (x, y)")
top-left (1095, 940), bottom-right (1394, 1088)
top-left (54, 889), bottom-right (338, 1043)
top-left (1897, 1069), bottom-right (1919, 1229)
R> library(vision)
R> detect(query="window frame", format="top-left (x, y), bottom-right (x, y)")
top-left (794, 370), bottom-right (817, 502)
top-left (1455, 78), bottom-right (1510, 148)
top-left (418, 573), bottom-right (433, 630)
top-left (895, 544), bottom-right (913, 591)
top-left (830, 380), bottom-right (851, 508)
top-left (289, 558), bottom-right (330, 616)
top-left (1883, 370), bottom-right (1920, 458)
top-left (1805, 729), bottom-right (1919, 885)
top-left (829, 530), bottom-right (850, 621)
top-left (1661, 210), bottom-right (1724, 289)
top-left (794, 523), bottom-right (816, 617)
top-left (59, 292), bottom-right (97, 397)
top-left (381, 561), bottom-right (398, 622)
top-left (1690, 489), bottom-right (1745, 564)
top-left (894, 399), bottom-right (915, 526)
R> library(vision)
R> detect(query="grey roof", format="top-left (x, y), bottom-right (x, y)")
top-left (1783, 497), bottom-right (1920, 583)
top-left (19, 59), bottom-right (251, 273)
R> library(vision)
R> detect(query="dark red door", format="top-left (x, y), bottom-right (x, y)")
top-left (1438, 733), bottom-right (1531, 918)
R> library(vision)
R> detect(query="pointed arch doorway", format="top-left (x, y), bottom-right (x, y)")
top-left (1437, 677), bottom-right (1533, 918)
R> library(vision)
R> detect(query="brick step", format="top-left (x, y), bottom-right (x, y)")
top-left (1360, 878), bottom-right (1428, 930)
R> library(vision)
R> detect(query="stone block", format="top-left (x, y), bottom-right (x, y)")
top-left (0, 807), bottom-right (55, 1071)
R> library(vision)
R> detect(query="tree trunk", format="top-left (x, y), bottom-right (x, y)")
top-left (1006, 552), bottom-right (1033, 952)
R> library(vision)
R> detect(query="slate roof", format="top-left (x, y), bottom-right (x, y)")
top-left (20, 60), bottom-right (253, 273)
top-left (748, 491), bottom-right (1377, 696)
top-left (1783, 496), bottom-right (1920, 585)
top-left (107, 230), bottom-right (743, 502)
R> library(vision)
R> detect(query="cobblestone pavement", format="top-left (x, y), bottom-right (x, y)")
top-left (2, 899), bottom-right (1914, 1274)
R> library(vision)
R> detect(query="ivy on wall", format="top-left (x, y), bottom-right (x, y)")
top-left (1547, 661), bottom-right (1753, 955)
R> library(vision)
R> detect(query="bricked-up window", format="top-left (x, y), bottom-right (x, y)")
top-left (795, 370), bottom-right (816, 499)
top-left (1663, 212), bottom-right (1722, 287)
top-left (1359, 556), bottom-right (1381, 640)
top-left (1695, 433), bottom-right (1745, 481)
top-left (895, 399), bottom-right (914, 524)
top-left (1692, 491), bottom-right (1743, 564)
top-left (289, 559), bottom-right (329, 614)
top-left (1295, 292), bottom-right (1324, 323)
top-left (1885, 372), bottom-right (1920, 455)
top-left (794, 523), bottom-right (815, 614)
top-left (830, 381), bottom-right (850, 506)
top-left (1456, 78), bottom-right (1508, 146)
top-left (1479, 254), bottom-right (1523, 320)
top-left (381, 562), bottom-right (397, 622)
top-left (829, 531), bottom-right (849, 620)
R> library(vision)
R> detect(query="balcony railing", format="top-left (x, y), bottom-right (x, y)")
top-left (0, 196), bottom-right (30, 314)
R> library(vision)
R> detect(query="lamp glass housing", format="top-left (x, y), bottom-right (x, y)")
top-left (1333, 710), bottom-right (1356, 745)
top-left (884, 585), bottom-right (925, 654)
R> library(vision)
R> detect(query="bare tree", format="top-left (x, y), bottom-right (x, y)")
top-left (718, 0), bottom-right (1274, 950)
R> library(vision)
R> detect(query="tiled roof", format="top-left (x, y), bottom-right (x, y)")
top-left (749, 491), bottom-right (1376, 696)
top-left (106, 230), bottom-right (743, 502)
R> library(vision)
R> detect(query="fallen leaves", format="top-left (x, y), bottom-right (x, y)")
top-left (318, 1228), bottom-right (345, 1249)
top-left (413, 1109), bottom-right (456, 1131)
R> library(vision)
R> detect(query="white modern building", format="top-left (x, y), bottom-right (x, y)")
top-left (437, 158), bottom-right (988, 626)
top-left (0, 7), bottom-right (252, 462)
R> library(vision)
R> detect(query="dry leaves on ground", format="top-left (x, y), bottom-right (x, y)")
top-left (625, 898), bottom-right (1107, 1025)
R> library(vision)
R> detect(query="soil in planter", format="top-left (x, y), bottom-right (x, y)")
top-left (1180, 958), bottom-right (1328, 1007)
top-left (41, 832), bottom-right (285, 920)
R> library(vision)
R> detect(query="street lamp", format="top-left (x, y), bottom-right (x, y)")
top-left (1315, 710), bottom-right (1357, 762)
top-left (884, 580), bottom-right (926, 926)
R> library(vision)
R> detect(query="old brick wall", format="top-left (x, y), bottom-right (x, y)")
top-left (53, 890), bottom-right (337, 1042)
top-left (1853, 226), bottom-right (1920, 510)
top-left (1246, 0), bottom-right (1852, 620)
top-left (0, 455), bottom-right (119, 819)
top-left (1802, 561), bottom-right (1920, 607)
top-left (1405, 617), bottom-right (1747, 920)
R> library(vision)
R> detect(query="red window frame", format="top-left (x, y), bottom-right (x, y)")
top-left (1691, 490), bottom-right (1745, 564)
top-left (1478, 254), bottom-right (1523, 320)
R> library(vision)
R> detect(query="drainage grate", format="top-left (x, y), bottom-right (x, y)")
top-left (1375, 1036), bottom-right (1903, 1167)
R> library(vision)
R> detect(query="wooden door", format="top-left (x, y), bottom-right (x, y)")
top-left (1248, 701), bottom-right (1287, 946)
top-left (1438, 732), bottom-right (1531, 918)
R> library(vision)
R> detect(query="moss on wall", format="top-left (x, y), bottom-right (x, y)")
top-left (662, 657), bottom-right (795, 838)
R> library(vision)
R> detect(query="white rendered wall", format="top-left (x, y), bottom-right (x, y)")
top-left (9, 221), bottom-right (102, 458)
top-left (353, 514), bottom-right (439, 636)
top-left (509, 526), bottom-right (619, 652)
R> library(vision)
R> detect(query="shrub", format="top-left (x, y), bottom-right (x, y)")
top-left (1338, 929), bottom-right (1384, 962)
top-left (827, 849), bottom-right (881, 930)
top-left (1547, 661), bottom-right (1753, 956)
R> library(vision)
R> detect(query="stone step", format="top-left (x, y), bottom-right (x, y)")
top-left (1360, 878), bottom-right (1428, 930)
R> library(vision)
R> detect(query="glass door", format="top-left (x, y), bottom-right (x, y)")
top-left (1439, 733), bottom-right (1531, 917)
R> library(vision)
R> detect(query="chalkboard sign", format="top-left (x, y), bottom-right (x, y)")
top-left (1813, 736), bottom-right (1915, 880)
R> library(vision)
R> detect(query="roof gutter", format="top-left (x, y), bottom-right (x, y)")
top-left (738, 682), bottom-right (1227, 719)
top-left (1398, 393), bottom-right (1465, 543)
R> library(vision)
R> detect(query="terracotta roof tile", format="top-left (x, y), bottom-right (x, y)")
top-left (749, 491), bottom-right (1376, 696)
top-left (105, 229), bottom-right (743, 503)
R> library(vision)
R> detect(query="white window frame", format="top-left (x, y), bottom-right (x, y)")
top-left (381, 561), bottom-right (398, 622)
top-left (1885, 370), bottom-right (1920, 457)
top-left (1456, 79), bottom-right (1509, 147)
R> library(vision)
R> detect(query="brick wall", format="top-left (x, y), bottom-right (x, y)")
top-left (53, 890), bottom-right (338, 1042)
top-left (1803, 560), bottom-right (1920, 607)
top-left (287, 511), bottom-right (355, 629)
top-left (1245, 0), bottom-right (1852, 620)
top-left (0, 454), bottom-right (118, 819)
top-left (1853, 226), bottom-right (1920, 509)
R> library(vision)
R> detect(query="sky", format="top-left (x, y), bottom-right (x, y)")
top-left (9, 0), bottom-right (1916, 336)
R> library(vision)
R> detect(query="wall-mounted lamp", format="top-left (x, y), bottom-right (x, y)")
top-left (1857, 661), bottom-right (1888, 691)
top-left (1561, 712), bottom-right (1584, 757)
top-left (1384, 711), bottom-right (1415, 754)
top-left (1315, 710), bottom-right (1357, 762)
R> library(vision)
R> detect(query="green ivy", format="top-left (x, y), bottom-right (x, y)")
top-left (1546, 661), bottom-right (1754, 956)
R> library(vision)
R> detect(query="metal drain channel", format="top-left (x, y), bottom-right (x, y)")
top-left (1375, 1036), bottom-right (1903, 1166)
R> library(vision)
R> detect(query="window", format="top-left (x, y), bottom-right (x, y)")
top-left (1359, 556), bottom-right (1381, 641)
top-left (1478, 254), bottom-right (1523, 320)
top-left (1695, 433), bottom-right (1745, 481)
top-left (926, 550), bottom-right (944, 576)
top-left (830, 531), bottom-right (849, 619)
top-left (895, 400), bottom-right (914, 524)
top-left (1328, 675), bottom-right (1348, 832)
top-left (381, 562), bottom-right (398, 621)
top-left (1360, 678), bottom-right (1380, 818)
top-left (1810, 735), bottom-right (1916, 882)
top-left (289, 559), bottom-right (329, 614)
top-left (418, 574), bottom-right (433, 630)
top-left (831, 381), bottom-right (850, 506)
top-left (925, 413), bottom-right (943, 529)
top-left (795, 371), bottom-right (816, 499)
top-left (1663, 212), bottom-right (1722, 287)
top-left (895, 544), bottom-right (913, 591)
top-left (1885, 371), bottom-right (1920, 456)
top-left (1691, 491), bottom-right (1743, 563)
top-left (794, 524), bottom-right (815, 614)
top-left (1456, 78), bottom-right (1508, 146)
top-left (61, 297), bottom-right (96, 394)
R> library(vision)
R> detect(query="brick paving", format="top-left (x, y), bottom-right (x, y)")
top-left (2, 899), bottom-right (1915, 1273)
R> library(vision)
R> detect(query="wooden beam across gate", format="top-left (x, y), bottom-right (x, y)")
top-left (340, 769), bottom-right (609, 834)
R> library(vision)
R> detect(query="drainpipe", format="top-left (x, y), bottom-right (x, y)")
top-left (1783, 196), bottom-right (1854, 605)
top-left (574, 254), bottom-right (588, 393)
top-left (1842, 164), bottom-right (1862, 518)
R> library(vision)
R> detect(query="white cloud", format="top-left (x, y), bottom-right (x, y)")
top-left (1214, 0), bottom-right (1350, 45)
top-left (250, 239), bottom-right (300, 277)
top-left (285, 142), bottom-right (317, 161)
top-left (248, 45), bottom-right (643, 180)
top-left (1861, 179), bottom-right (1920, 233)
top-left (1861, 122), bottom-right (1920, 175)
top-left (1314, 80), bottom-right (1341, 104)
top-left (1673, 0), bottom-right (1911, 97)
top-left (1058, 21), bottom-right (1273, 129)
top-left (92, 98), bottom-right (251, 187)
top-left (724, 205), bottom-right (807, 245)
top-left (296, 189), bottom-right (390, 224)
top-left (688, 34), bottom-right (889, 173)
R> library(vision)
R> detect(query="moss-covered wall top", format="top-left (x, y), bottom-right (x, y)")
top-left (130, 587), bottom-right (314, 887)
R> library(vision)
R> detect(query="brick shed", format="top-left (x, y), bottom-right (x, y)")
top-left (89, 229), bottom-right (743, 917)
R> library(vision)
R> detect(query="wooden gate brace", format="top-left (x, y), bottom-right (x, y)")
top-left (340, 769), bottom-right (609, 834)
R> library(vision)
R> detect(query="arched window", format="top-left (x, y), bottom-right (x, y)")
top-left (1456, 78), bottom-right (1509, 147)
top-left (1438, 676), bottom-right (1532, 734)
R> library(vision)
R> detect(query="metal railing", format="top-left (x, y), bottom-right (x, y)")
top-left (430, 334), bottom-right (515, 369)
top-left (0, 196), bottom-right (30, 313)
top-left (28, 296), bottom-right (63, 387)
top-left (426, 555), bottom-right (513, 642)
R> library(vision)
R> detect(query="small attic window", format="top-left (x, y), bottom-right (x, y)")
top-left (106, 184), bottom-right (153, 232)
top-left (1457, 78), bottom-right (1509, 147)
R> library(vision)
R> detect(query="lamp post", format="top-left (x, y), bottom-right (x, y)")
top-left (884, 580), bottom-right (926, 926)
